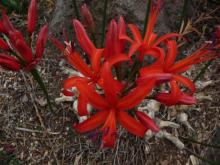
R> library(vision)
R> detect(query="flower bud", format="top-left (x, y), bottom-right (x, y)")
top-left (136, 111), bottom-right (159, 132)
top-left (80, 4), bottom-right (95, 33)
top-left (27, 0), bottom-right (37, 34)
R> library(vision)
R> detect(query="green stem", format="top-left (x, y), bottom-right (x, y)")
top-left (193, 60), bottom-right (213, 83)
top-left (30, 68), bottom-right (53, 113)
top-left (185, 148), bottom-right (219, 165)
top-left (181, 136), bottom-right (220, 149)
top-left (179, 0), bottom-right (188, 31)
top-left (142, 0), bottom-right (152, 37)
top-left (101, 0), bottom-right (108, 47)
top-left (73, 0), bottom-right (80, 19)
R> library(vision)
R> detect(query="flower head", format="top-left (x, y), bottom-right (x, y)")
top-left (0, 1), bottom-right (48, 72)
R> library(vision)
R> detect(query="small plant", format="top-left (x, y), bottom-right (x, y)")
top-left (52, 0), bottom-right (219, 147)
top-left (0, 0), bottom-right (51, 110)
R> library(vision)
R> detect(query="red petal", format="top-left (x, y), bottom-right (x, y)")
top-left (101, 109), bottom-right (117, 148)
top-left (101, 62), bottom-right (118, 105)
top-left (35, 24), bottom-right (48, 59)
top-left (135, 111), bottom-right (159, 132)
top-left (164, 40), bottom-right (178, 70)
top-left (0, 38), bottom-right (10, 50)
top-left (117, 110), bottom-right (146, 137)
top-left (104, 19), bottom-right (118, 59)
top-left (179, 93), bottom-right (196, 105)
top-left (128, 42), bottom-right (141, 58)
top-left (74, 110), bottom-right (109, 133)
top-left (91, 49), bottom-right (103, 73)
top-left (0, 53), bottom-right (20, 71)
top-left (107, 53), bottom-right (130, 67)
top-left (70, 79), bottom-right (110, 110)
top-left (63, 76), bottom-right (88, 91)
top-left (137, 73), bottom-right (171, 85)
top-left (128, 24), bottom-right (142, 43)
top-left (15, 39), bottom-right (33, 63)
top-left (78, 95), bottom-right (89, 116)
top-left (73, 19), bottom-right (95, 57)
top-left (1, 11), bottom-right (15, 34)
top-left (117, 80), bottom-right (155, 110)
top-left (153, 33), bottom-right (183, 46)
top-left (66, 51), bottom-right (95, 79)
top-left (27, 0), bottom-right (37, 34)
top-left (172, 74), bottom-right (196, 93)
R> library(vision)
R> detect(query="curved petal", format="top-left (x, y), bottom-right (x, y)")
top-left (117, 80), bottom-right (155, 110)
top-left (73, 19), bottom-right (96, 57)
top-left (117, 110), bottom-right (146, 137)
top-left (75, 80), bottom-right (110, 110)
top-left (153, 33), bottom-right (183, 46)
top-left (164, 40), bottom-right (178, 70)
top-left (128, 24), bottom-right (142, 43)
top-left (137, 73), bottom-right (171, 85)
top-left (179, 93), bottom-right (196, 105)
top-left (74, 110), bottom-right (109, 133)
top-left (101, 109), bottom-right (117, 148)
top-left (66, 51), bottom-right (95, 79)
top-left (172, 74), bottom-right (196, 93)
top-left (107, 53), bottom-right (130, 67)
top-left (128, 43), bottom-right (141, 58)
top-left (135, 111), bottom-right (159, 132)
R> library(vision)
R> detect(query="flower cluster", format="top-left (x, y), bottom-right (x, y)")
top-left (0, 0), bottom-right (48, 72)
top-left (52, 0), bottom-right (220, 148)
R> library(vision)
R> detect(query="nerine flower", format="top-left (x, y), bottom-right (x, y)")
top-left (0, 0), bottom-right (48, 71)
top-left (52, 18), bottom-right (129, 115)
top-left (138, 40), bottom-right (216, 105)
top-left (120, 0), bottom-right (182, 60)
top-left (53, 0), bottom-right (219, 148)
top-left (66, 62), bottom-right (159, 147)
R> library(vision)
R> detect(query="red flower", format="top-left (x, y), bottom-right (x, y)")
top-left (51, 20), bottom-right (130, 116)
top-left (0, 2), bottom-right (48, 72)
top-left (119, 0), bottom-right (182, 60)
top-left (70, 62), bottom-right (158, 147)
top-left (138, 40), bottom-right (216, 105)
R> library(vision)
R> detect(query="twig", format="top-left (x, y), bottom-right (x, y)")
top-left (15, 127), bottom-right (60, 135)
